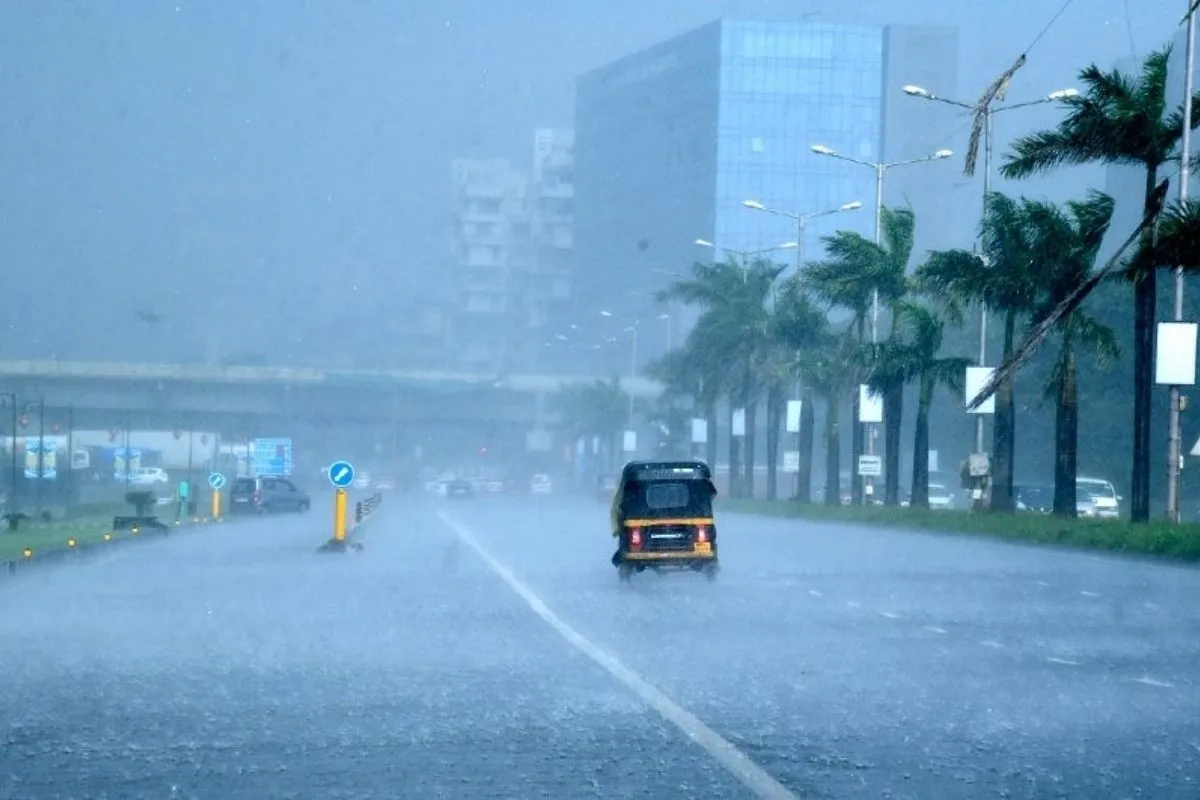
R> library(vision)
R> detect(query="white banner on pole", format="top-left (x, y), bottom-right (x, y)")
top-left (691, 418), bottom-right (707, 444)
top-left (623, 430), bottom-right (637, 452)
top-left (1156, 322), bottom-right (1198, 385)
top-left (965, 367), bottom-right (997, 415)
top-left (858, 385), bottom-right (883, 424)
top-left (782, 450), bottom-right (800, 473)
top-left (785, 400), bottom-right (802, 433)
top-left (732, 408), bottom-right (746, 437)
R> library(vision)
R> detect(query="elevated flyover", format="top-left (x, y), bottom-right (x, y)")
top-left (0, 359), bottom-right (663, 431)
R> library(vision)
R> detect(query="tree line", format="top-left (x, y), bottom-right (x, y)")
top-left (555, 45), bottom-right (1200, 521)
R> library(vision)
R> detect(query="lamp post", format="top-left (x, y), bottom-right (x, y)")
top-left (741, 199), bottom-right (862, 275)
top-left (657, 313), bottom-right (672, 351)
top-left (693, 239), bottom-right (799, 278)
top-left (901, 83), bottom-right (1078, 459)
top-left (809, 142), bottom-right (953, 502)
top-left (740, 198), bottom-right (862, 501)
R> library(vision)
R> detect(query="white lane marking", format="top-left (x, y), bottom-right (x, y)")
top-left (923, 625), bottom-right (948, 634)
top-left (1143, 602), bottom-right (1160, 610)
top-left (437, 512), bottom-right (798, 800)
top-left (1046, 657), bottom-right (1080, 666)
top-left (845, 601), bottom-right (861, 608)
top-left (1080, 590), bottom-right (1101, 598)
top-left (1035, 580), bottom-right (1051, 587)
top-left (1131, 676), bottom-right (1175, 689)
top-left (878, 611), bottom-right (901, 619)
top-left (808, 589), bottom-right (823, 598)
top-left (980, 639), bottom-right (1004, 649)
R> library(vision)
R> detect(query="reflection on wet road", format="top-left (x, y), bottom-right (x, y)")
top-left (3, 493), bottom-right (1200, 798)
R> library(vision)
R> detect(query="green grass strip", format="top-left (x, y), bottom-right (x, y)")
top-left (724, 499), bottom-right (1200, 562)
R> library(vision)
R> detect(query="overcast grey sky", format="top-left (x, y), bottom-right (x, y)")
top-left (0, 0), bottom-right (1184, 363)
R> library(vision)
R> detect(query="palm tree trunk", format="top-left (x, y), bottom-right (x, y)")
top-left (765, 386), bottom-right (781, 501)
top-left (744, 399), bottom-right (758, 499)
top-left (727, 402), bottom-right (741, 498)
top-left (797, 387), bottom-right (815, 503)
top-left (884, 379), bottom-right (903, 506)
top-left (1053, 343), bottom-right (1078, 517)
top-left (1130, 166), bottom-right (1159, 523)
top-left (911, 374), bottom-right (934, 508)
top-left (991, 311), bottom-right (1018, 512)
top-left (823, 394), bottom-right (840, 506)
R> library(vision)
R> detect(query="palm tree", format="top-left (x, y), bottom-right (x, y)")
top-left (886, 302), bottom-right (970, 508)
top-left (549, 377), bottom-right (629, 476)
top-left (802, 332), bottom-right (861, 505)
top-left (918, 192), bottom-right (1042, 512)
top-left (1025, 192), bottom-right (1121, 516)
top-left (804, 207), bottom-right (910, 505)
top-left (659, 256), bottom-right (782, 498)
top-left (770, 277), bottom-right (832, 503)
top-left (999, 46), bottom-right (1200, 522)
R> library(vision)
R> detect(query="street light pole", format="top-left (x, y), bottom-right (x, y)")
top-left (902, 83), bottom-right (1078, 460)
top-left (810, 142), bottom-right (953, 501)
top-left (1169, 2), bottom-right (1197, 523)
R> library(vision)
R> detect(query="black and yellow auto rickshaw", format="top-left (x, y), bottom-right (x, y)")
top-left (610, 460), bottom-right (719, 582)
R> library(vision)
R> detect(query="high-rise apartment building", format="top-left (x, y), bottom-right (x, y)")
top-left (573, 19), bottom-right (961, 372)
top-left (447, 130), bottom-right (574, 373)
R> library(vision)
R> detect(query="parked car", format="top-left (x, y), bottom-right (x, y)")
top-left (531, 474), bottom-right (552, 495)
top-left (229, 476), bottom-right (311, 514)
top-left (1076, 476), bottom-right (1120, 518)
top-left (128, 467), bottom-right (170, 486)
top-left (1015, 483), bottom-right (1055, 513)
top-left (446, 479), bottom-right (474, 500)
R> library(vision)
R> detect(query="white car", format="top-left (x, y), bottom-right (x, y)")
top-left (354, 470), bottom-right (372, 490)
top-left (1077, 476), bottom-right (1119, 518)
top-left (531, 474), bottom-right (552, 495)
top-left (928, 482), bottom-right (955, 510)
top-left (127, 467), bottom-right (169, 486)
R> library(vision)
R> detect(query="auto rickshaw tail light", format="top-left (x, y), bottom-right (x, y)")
top-left (695, 526), bottom-right (709, 543)
top-left (629, 528), bottom-right (643, 549)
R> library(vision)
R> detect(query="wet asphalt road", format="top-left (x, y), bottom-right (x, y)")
top-left (2, 492), bottom-right (1200, 799)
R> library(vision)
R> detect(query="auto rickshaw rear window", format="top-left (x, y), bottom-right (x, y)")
top-left (621, 480), bottom-right (713, 517)
top-left (645, 482), bottom-right (690, 509)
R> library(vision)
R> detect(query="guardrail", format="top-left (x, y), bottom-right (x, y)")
top-left (319, 490), bottom-right (383, 554)
top-left (355, 493), bottom-right (382, 525)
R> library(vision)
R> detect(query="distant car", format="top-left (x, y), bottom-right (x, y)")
top-left (229, 476), bottom-right (311, 514)
top-left (1015, 483), bottom-right (1054, 513)
top-left (1077, 476), bottom-right (1120, 518)
top-left (375, 475), bottom-right (395, 491)
top-left (1077, 486), bottom-right (1098, 517)
top-left (446, 479), bottom-right (474, 500)
top-left (128, 467), bottom-right (169, 486)
top-left (531, 474), bottom-right (552, 495)
top-left (928, 482), bottom-right (955, 510)
top-left (353, 470), bottom-right (372, 490)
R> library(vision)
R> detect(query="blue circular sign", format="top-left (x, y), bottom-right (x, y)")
top-left (328, 461), bottom-right (355, 488)
top-left (207, 472), bottom-right (226, 490)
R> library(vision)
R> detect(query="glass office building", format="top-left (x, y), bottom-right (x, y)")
top-left (571, 19), bottom-right (960, 373)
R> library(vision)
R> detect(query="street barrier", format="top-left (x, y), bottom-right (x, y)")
top-left (319, 491), bottom-right (382, 554)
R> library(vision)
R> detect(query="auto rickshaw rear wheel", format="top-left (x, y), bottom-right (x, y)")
top-left (618, 563), bottom-right (633, 582)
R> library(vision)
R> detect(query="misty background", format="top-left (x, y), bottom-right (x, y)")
top-left (0, 0), bottom-right (1179, 366)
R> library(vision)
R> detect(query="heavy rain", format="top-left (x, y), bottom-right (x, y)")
top-left (4, 1), bottom-right (1200, 798)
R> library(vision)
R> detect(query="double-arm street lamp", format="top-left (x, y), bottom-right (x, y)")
top-left (740, 199), bottom-right (862, 272)
top-left (902, 83), bottom-right (1077, 455)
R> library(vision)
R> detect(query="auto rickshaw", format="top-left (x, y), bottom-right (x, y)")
top-left (610, 459), bottom-right (719, 582)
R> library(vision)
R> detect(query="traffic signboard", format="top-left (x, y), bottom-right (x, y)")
top-left (208, 472), bottom-right (227, 490)
top-left (857, 455), bottom-right (882, 477)
top-left (329, 461), bottom-right (355, 488)
top-left (251, 438), bottom-right (293, 477)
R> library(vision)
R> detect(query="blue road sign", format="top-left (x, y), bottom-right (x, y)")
top-left (208, 472), bottom-right (227, 490)
top-left (251, 437), bottom-right (293, 477)
top-left (328, 461), bottom-right (355, 488)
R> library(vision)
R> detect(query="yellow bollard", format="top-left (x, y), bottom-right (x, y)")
top-left (334, 488), bottom-right (347, 542)
top-left (211, 489), bottom-right (221, 521)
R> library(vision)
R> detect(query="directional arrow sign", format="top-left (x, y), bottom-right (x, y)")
top-left (208, 472), bottom-right (226, 490)
top-left (329, 460), bottom-right (355, 488)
